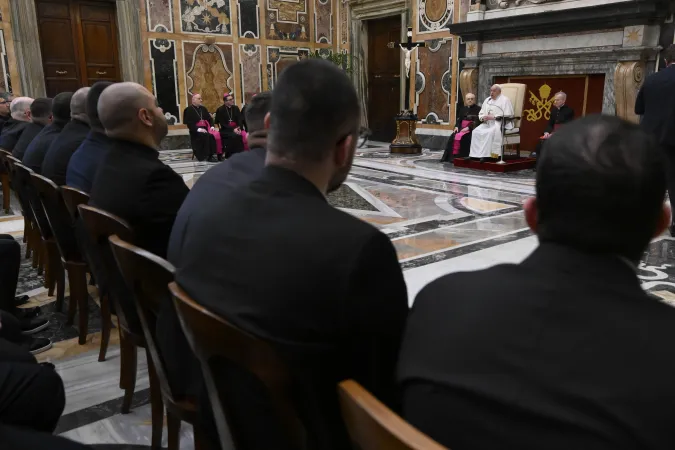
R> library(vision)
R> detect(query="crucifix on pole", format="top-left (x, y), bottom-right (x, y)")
top-left (389, 27), bottom-right (425, 112)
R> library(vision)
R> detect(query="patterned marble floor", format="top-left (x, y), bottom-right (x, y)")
top-left (5, 142), bottom-right (675, 448)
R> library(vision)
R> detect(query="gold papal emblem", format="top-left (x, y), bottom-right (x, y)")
top-left (524, 83), bottom-right (555, 122)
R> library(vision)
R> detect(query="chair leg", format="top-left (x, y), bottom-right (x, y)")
top-left (31, 227), bottom-right (40, 269)
top-left (119, 328), bottom-right (137, 414)
top-left (167, 410), bottom-right (181, 450)
top-left (1, 173), bottom-right (9, 213)
top-left (147, 352), bottom-right (164, 450)
top-left (43, 242), bottom-right (52, 292)
top-left (98, 292), bottom-right (111, 362)
top-left (194, 425), bottom-right (210, 450)
top-left (67, 262), bottom-right (88, 344)
top-left (54, 253), bottom-right (65, 313)
top-left (23, 221), bottom-right (30, 256)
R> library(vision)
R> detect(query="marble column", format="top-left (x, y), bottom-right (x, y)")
top-left (9, 0), bottom-right (45, 97)
top-left (116, 0), bottom-right (144, 84)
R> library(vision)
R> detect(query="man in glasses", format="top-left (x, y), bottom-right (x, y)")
top-left (0, 93), bottom-right (13, 134)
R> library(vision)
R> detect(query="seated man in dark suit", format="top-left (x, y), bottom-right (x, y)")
top-left (66, 82), bottom-right (114, 193)
top-left (12, 98), bottom-right (52, 161)
top-left (399, 115), bottom-right (675, 450)
top-left (1, 97), bottom-right (33, 152)
top-left (23, 92), bottom-right (73, 174)
top-left (167, 59), bottom-right (408, 449)
top-left (0, 93), bottom-right (14, 134)
top-left (533, 91), bottom-right (574, 162)
top-left (42, 88), bottom-right (90, 186)
top-left (90, 82), bottom-right (188, 258)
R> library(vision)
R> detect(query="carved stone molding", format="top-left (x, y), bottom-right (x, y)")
top-left (614, 61), bottom-right (645, 124)
top-left (9, 0), bottom-right (45, 96)
top-left (486, 0), bottom-right (560, 9)
top-left (349, 0), bottom-right (407, 20)
top-left (459, 68), bottom-right (478, 102)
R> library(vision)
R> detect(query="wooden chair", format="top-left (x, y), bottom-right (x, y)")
top-left (5, 155), bottom-right (40, 263)
top-left (0, 149), bottom-right (11, 213)
top-left (338, 380), bottom-right (447, 450)
top-left (32, 174), bottom-right (90, 344)
top-left (499, 83), bottom-right (526, 159)
top-left (78, 204), bottom-right (144, 414)
top-left (14, 163), bottom-right (65, 308)
top-left (109, 236), bottom-right (204, 450)
top-left (170, 281), bottom-right (305, 450)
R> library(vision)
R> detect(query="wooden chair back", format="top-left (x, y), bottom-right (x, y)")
top-left (78, 204), bottom-right (140, 335)
top-left (31, 174), bottom-right (81, 262)
top-left (60, 186), bottom-right (90, 222)
top-left (108, 235), bottom-right (179, 403)
top-left (338, 380), bottom-right (447, 450)
top-left (14, 163), bottom-right (52, 238)
top-left (169, 281), bottom-right (305, 450)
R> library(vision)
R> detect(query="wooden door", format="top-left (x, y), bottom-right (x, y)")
top-left (36, 0), bottom-right (121, 97)
top-left (367, 16), bottom-right (401, 143)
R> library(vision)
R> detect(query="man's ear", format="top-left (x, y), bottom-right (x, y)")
top-left (264, 112), bottom-right (271, 130)
top-left (524, 197), bottom-right (538, 233)
top-left (654, 202), bottom-right (672, 238)
top-left (334, 135), bottom-right (355, 168)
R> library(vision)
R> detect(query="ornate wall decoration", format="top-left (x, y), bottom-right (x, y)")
top-left (523, 83), bottom-right (554, 122)
top-left (265, 0), bottom-right (309, 42)
top-left (149, 38), bottom-right (180, 124)
top-left (180, 0), bottom-right (231, 35)
top-left (614, 61), bottom-right (644, 124)
top-left (315, 0), bottom-right (332, 44)
top-left (415, 39), bottom-right (451, 124)
top-left (237, 0), bottom-right (260, 38)
top-left (0, 30), bottom-right (12, 94)
top-left (459, 68), bottom-right (478, 101)
top-left (184, 42), bottom-right (235, 112)
top-left (486, 0), bottom-right (561, 9)
top-left (418, 0), bottom-right (453, 34)
top-left (239, 44), bottom-right (262, 103)
top-left (338, 0), bottom-right (349, 49)
top-left (146, 0), bottom-right (173, 32)
top-left (266, 46), bottom-right (310, 88)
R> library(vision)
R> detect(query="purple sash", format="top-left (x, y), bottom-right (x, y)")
top-left (453, 119), bottom-right (473, 155)
top-left (196, 119), bottom-right (222, 155)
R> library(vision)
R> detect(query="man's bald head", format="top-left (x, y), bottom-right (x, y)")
top-left (10, 97), bottom-right (34, 121)
top-left (98, 82), bottom-right (168, 148)
top-left (71, 87), bottom-right (90, 123)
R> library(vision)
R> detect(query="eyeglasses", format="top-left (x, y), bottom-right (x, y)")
top-left (336, 127), bottom-right (372, 148)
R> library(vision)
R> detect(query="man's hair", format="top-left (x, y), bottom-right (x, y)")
top-left (52, 92), bottom-right (73, 122)
top-left (663, 44), bottom-right (675, 64)
top-left (245, 91), bottom-right (271, 133)
top-left (30, 98), bottom-right (53, 121)
top-left (0, 92), bottom-right (12, 103)
top-left (555, 91), bottom-right (567, 101)
top-left (86, 82), bottom-right (113, 130)
top-left (10, 97), bottom-right (33, 119)
top-left (71, 87), bottom-right (90, 121)
top-left (268, 59), bottom-right (360, 162)
top-left (537, 114), bottom-right (666, 261)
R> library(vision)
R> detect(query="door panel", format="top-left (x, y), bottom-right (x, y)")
top-left (367, 16), bottom-right (401, 143)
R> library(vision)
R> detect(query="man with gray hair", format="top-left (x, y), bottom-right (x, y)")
top-left (0, 97), bottom-right (33, 151)
top-left (469, 84), bottom-right (514, 162)
top-left (42, 87), bottom-right (90, 186)
top-left (12, 98), bottom-right (53, 160)
top-left (533, 91), bottom-right (574, 165)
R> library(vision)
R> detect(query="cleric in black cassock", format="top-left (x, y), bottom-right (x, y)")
top-left (183, 93), bottom-right (216, 161)
top-left (215, 93), bottom-right (244, 158)
top-left (441, 93), bottom-right (481, 162)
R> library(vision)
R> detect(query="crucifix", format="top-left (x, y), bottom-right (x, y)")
top-left (389, 27), bottom-right (425, 113)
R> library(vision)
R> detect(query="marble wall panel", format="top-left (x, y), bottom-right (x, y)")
top-left (418, 0), bottom-right (453, 34)
top-left (265, 0), bottom-right (309, 42)
top-left (314, 0), bottom-right (332, 44)
top-left (237, 0), bottom-right (260, 38)
top-left (150, 38), bottom-right (180, 124)
top-left (266, 46), bottom-right (310, 88)
top-left (180, 0), bottom-right (232, 35)
top-left (0, 30), bottom-right (12, 93)
top-left (184, 42), bottom-right (235, 112)
top-left (415, 38), bottom-right (451, 124)
top-left (239, 43), bottom-right (262, 102)
top-left (338, 0), bottom-right (349, 50)
top-left (145, 0), bottom-right (173, 32)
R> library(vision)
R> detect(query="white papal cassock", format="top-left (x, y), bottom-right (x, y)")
top-left (469, 94), bottom-right (515, 159)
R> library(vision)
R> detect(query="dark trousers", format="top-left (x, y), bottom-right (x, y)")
top-left (0, 424), bottom-right (91, 450)
top-left (0, 234), bottom-right (19, 314)
top-left (221, 132), bottom-right (244, 158)
top-left (0, 338), bottom-right (66, 433)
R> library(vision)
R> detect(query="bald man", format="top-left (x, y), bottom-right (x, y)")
top-left (90, 82), bottom-right (188, 258)
top-left (0, 97), bottom-right (33, 151)
top-left (42, 88), bottom-right (90, 186)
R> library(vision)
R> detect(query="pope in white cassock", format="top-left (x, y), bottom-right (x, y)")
top-left (469, 84), bottom-right (515, 160)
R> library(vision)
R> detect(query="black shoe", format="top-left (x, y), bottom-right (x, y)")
top-left (28, 337), bottom-right (53, 355)
top-left (21, 318), bottom-right (49, 335)
top-left (479, 158), bottom-right (486, 163)
top-left (208, 155), bottom-right (218, 162)
top-left (14, 306), bottom-right (41, 320)
top-left (217, 154), bottom-right (224, 162)
top-left (14, 295), bottom-right (29, 306)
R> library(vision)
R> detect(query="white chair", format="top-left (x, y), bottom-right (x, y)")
top-left (499, 83), bottom-right (526, 158)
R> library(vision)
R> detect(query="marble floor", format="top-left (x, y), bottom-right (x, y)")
top-left (4, 142), bottom-right (675, 448)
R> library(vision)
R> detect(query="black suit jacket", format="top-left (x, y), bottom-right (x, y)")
top-left (544, 104), bottom-right (574, 133)
top-left (12, 123), bottom-right (45, 161)
top-left (167, 166), bottom-right (408, 449)
top-left (42, 119), bottom-right (90, 186)
top-left (22, 122), bottom-right (66, 173)
top-left (636, 64), bottom-right (675, 148)
top-left (90, 139), bottom-right (188, 258)
top-left (399, 243), bottom-right (675, 450)
top-left (0, 119), bottom-right (28, 152)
